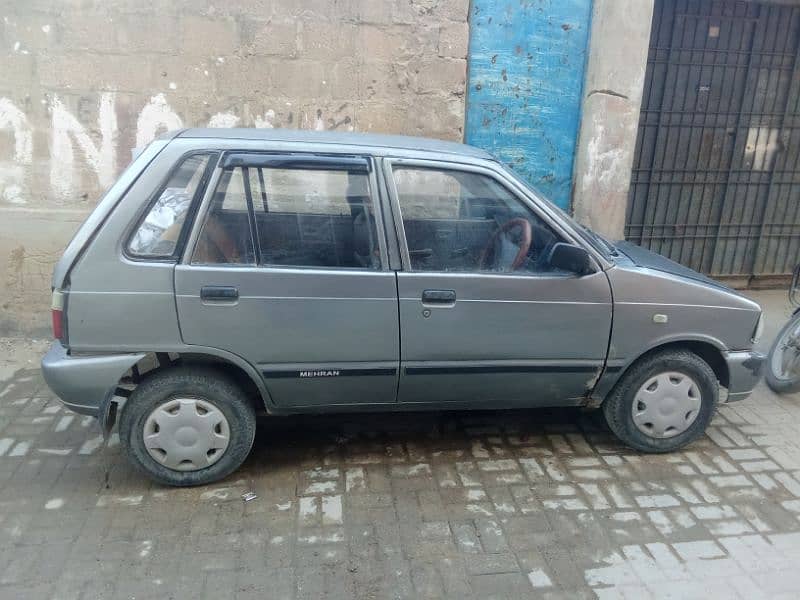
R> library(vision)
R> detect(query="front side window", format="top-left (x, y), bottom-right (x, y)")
top-left (392, 166), bottom-right (562, 273)
top-left (193, 160), bottom-right (382, 270)
top-left (128, 154), bottom-right (212, 257)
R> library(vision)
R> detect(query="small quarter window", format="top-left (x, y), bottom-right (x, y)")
top-left (128, 154), bottom-right (212, 257)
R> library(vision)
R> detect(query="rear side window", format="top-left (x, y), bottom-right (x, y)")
top-left (128, 154), bottom-right (213, 257)
top-left (192, 167), bottom-right (257, 265)
top-left (192, 160), bottom-right (381, 270)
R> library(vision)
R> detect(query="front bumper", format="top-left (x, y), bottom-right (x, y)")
top-left (724, 349), bottom-right (765, 402)
top-left (41, 342), bottom-right (145, 417)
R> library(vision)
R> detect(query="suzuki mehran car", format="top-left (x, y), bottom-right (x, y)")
top-left (41, 129), bottom-right (764, 486)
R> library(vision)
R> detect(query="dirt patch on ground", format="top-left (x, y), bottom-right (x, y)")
top-left (0, 336), bottom-right (50, 382)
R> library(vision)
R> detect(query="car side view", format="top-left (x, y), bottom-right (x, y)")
top-left (42, 129), bottom-right (765, 486)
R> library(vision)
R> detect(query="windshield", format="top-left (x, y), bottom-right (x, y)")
top-left (498, 164), bottom-right (616, 258)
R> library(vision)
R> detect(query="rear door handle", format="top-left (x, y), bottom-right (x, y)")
top-left (200, 286), bottom-right (239, 302)
top-left (422, 289), bottom-right (456, 305)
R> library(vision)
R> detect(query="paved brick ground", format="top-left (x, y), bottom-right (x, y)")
top-left (1, 291), bottom-right (800, 599)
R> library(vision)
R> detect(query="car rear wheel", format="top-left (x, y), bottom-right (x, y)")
top-left (603, 349), bottom-right (718, 453)
top-left (119, 367), bottom-right (256, 486)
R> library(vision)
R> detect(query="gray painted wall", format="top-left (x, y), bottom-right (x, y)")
top-left (572, 0), bottom-right (655, 241)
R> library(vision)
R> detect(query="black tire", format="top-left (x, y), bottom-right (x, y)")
top-left (765, 313), bottom-right (800, 394)
top-left (119, 367), bottom-right (256, 487)
top-left (603, 349), bottom-right (719, 453)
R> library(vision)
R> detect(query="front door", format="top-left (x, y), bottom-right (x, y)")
top-left (175, 153), bottom-right (399, 408)
top-left (385, 160), bottom-right (613, 407)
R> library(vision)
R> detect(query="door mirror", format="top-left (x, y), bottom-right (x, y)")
top-left (548, 242), bottom-right (595, 276)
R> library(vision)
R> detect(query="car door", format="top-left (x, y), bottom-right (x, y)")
top-left (384, 158), bottom-right (613, 407)
top-left (175, 152), bottom-right (399, 408)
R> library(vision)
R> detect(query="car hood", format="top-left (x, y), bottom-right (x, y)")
top-left (614, 241), bottom-right (734, 292)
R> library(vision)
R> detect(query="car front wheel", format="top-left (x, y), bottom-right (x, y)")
top-left (603, 349), bottom-right (719, 453)
top-left (119, 367), bottom-right (256, 486)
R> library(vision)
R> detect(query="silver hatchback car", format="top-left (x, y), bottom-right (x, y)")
top-left (42, 129), bottom-right (764, 486)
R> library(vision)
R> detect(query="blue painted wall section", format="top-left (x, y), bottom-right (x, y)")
top-left (465, 0), bottom-right (593, 210)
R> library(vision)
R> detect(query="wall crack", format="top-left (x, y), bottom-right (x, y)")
top-left (586, 89), bottom-right (629, 100)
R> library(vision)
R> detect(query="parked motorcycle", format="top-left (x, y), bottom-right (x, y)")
top-left (766, 264), bottom-right (800, 393)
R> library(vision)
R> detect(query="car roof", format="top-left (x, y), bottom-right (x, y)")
top-left (175, 128), bottom-right (495, 160)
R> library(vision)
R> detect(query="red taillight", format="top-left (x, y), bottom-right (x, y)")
top-left (51, 289), bottom-right (65, 341)
top-left (51, 309), bottom-right (64, 340)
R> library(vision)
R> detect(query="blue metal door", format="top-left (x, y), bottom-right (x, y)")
top-left (465, 0), bottom-right (593, 211)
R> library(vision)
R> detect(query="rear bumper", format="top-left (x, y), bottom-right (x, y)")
top-left (724, 350), bottom-right (765, 402)
top-left (41, 342), bottom-right (145, 417)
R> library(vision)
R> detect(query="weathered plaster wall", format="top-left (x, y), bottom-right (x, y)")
top-left (572, 0), bottom-right (655, 239)
top-left (464, 0), bottom-right (593, 210)
top-left (0, 0), bottom-right (469, 335)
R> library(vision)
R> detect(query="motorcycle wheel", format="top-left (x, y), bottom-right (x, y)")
top-left (766, 311), bottom-right (800, 394)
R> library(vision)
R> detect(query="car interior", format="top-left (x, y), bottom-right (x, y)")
top-left (402, 205), bottom-right (558, 273)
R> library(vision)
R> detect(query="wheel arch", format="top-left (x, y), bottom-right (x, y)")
top-left (596, 339), bottom-right (729, 404)
top-left (102, 346), bottom-right (272, 433)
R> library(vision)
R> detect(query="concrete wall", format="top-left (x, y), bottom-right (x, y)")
top-left (464, 0), bottom-right (593, 210)
top-left (0, 0), bottom-right (470, 335)
top-left (571, 0), bottom-right (655, 239)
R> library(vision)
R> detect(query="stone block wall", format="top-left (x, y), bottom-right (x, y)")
top-left (0, 0), bottom-right (469, 334)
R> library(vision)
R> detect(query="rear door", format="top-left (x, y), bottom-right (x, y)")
top-left (175, 153), bottom-right (399, 408)
top-left (384, 159), bottom-right (613, 407)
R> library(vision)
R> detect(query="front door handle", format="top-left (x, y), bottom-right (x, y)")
top-left (422, 289), bottom-right (456, 305)
top-left (200, 286), bottom-right (239, 302)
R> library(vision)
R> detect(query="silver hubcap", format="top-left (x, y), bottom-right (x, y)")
top-left (771, 322), bottom-right (800, 380)
top-left (143, 398), bottom-right (230, 471)
top-left (631, 372), bottom-right (702, 439)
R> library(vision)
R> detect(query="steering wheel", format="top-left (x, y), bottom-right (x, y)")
top-left (478, 218), bottom-right (533, 271)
